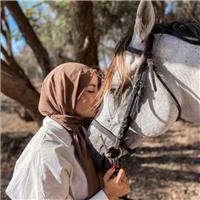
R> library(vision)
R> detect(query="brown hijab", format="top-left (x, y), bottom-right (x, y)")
top-left (38, 63), bottom-right (101, 198)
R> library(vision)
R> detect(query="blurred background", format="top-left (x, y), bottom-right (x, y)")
top-left (1, 1), bottom-right (200, 199)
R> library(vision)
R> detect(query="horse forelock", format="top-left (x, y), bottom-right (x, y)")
top-left (107, 29), bottom-right (133, 89)
top-left (96, 29), bottom-right (134, 106)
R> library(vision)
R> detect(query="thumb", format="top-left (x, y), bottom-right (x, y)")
top-left (103, 167), bottom-right (115, 182)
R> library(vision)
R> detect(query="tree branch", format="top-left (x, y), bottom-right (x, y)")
top-left (1, 44), bottom-right (28, 80)
top-left (4, 14), bottom-right (13, 55)
top-left (1, 5), bottom-right (13, 55)
top-left (1, 58), bottom-right (43, 122)
top-left (4, 1), bottom-right (52, 76)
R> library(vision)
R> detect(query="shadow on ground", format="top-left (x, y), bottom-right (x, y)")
top-left (1, 132), bottom-right (200, 200)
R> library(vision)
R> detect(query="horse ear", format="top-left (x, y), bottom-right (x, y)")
top-left (131, 0), bottom-right (155, 50)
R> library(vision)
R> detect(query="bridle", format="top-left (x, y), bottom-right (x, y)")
top-left (91, 33), bottom-right (182, 167)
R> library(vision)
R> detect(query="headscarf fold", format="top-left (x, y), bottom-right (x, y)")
top-left (39, 62), bottom-right (101, 198)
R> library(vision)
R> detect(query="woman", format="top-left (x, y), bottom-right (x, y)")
top-left (6, 63), bottom-right (129, 200)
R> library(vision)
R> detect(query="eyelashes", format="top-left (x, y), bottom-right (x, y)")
top-left (87, 90), bottom-right (95, 93)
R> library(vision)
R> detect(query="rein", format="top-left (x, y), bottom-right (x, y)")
top-left (91, 33), bottom-right (182, 167)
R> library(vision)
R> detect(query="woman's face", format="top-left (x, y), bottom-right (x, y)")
top-left (75, 72), bottom-right (99, 118)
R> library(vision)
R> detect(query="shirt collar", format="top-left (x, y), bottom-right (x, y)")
top-left (42, 116), bottom-right (72, 146)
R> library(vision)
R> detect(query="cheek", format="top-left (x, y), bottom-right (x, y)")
top-left (80, 98), bottom-right (88, 105)
top-left (80, 95), bottom-right (93, 107)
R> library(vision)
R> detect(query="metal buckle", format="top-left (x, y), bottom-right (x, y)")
top-left (106, 147), bottom-right (123, 168)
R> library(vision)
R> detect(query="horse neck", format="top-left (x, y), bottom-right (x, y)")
top-left (153, 34), bottom-right (200, 124)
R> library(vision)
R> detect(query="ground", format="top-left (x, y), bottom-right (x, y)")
top-left (1, 95), bottom-right (200, 200)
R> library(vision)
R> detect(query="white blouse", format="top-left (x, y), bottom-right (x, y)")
top-left (6, 116), bottom-right (108, 200)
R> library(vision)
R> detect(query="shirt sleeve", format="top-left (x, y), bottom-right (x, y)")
top-left (40, 161), bottom-right (73, 200)
top-left (38, 148), bottom-right (75, 200)
top-left (6, 147), bottom-right (73, 200)
top-left (89, 190), bottom-right (108, 200)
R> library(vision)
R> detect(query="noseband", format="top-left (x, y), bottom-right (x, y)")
top-left (91, 34), bottom-right (182, 166)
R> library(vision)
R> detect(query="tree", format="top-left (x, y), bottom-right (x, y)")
top-left (174, 1), bottom-right (200, 22)
top-left (1, 3), bottom-right (43, 122)
top-left (1, 1), bottom-right (100, 123)
top-left (69, 1), bottom-right (98, 67)
top-left (3, 1), bottom-right (52, 76)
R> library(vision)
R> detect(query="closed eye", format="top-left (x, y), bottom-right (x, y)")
top-left (87, 85), bottom-right (96, 93)
top-left (87, 90), bottom-right (95, 93)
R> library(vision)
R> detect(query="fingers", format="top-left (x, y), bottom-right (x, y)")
top-left (103, 166), bottom-right (115, 182)
top-left (121, 177), bottom-right (129, 185)
top-left (116, 169), bottom-right (126, 184)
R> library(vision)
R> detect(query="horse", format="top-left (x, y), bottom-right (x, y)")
top-left (88, 0), bottom-right (200, 163)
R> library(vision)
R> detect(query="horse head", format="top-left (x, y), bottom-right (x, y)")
top-left (88, 0), bottom-right (200, 159)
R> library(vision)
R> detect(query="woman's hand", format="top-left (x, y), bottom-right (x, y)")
top-left (103, 166), bottom-right (129, 200)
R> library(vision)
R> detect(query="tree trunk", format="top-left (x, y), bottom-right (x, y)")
top-left (4, 1), bottom-right (52, 77)
top-left (1, 60), bottom-right (43, 123)
top-left (69, 1), bottom-right (99, 68)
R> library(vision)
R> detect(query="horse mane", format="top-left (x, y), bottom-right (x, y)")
top-left (152, 21), bottom-right (200, 45)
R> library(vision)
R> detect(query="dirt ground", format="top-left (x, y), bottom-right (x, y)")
top-left (1, 95), bottom-right (200, 200)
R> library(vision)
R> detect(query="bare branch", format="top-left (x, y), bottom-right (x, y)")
top-left (1, 44), bottom-right (30, 80)
top-left (1, 58), bottom-right (11, 71)
top-left (1, 58), bottom-right (43, 122)
top-left (1, 4), bottom-right (13, 55)
top-left (4, 13), bottom-right (13, 55)
top-left (4, 1), bottom-right (52, 76)
top-left (1, 21), bottom-right (7, 42)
